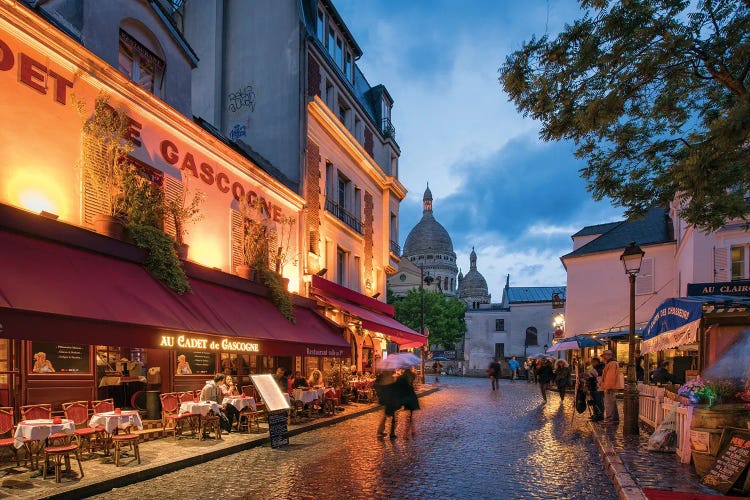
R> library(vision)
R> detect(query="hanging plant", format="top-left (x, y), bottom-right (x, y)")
top-left (261, 268), bottom-right (295, 323)
top-left (165, 175), bottom-right (205, 248)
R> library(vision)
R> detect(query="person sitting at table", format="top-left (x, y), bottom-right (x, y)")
top-left (200, 373), bottom-right (239, 433)
top-left (176, 354), bottom-right (192, 375)
top-left (292, 371), bottom-right (308, 389)
top-left (220, 375), bottom-right (239, 396)
top-left (307, 369), bottom-right (324, 388)
top-left (32, 352), bottom-right (55, 373)
top-left (274, 367), bottom-right (288, 392)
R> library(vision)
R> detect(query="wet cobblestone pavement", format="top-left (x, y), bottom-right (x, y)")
top-left (596, 405), bottom-right (716, 495)
top-left (91, 377), bottom-right (616, 500)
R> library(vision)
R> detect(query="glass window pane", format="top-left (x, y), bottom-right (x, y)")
top-left (118, 44), bottom-right (134, 79)
top-left (317, 10), bottom-right (325, 41)
top-left (137, 57), bottom-right (155, 92)
top-left (336, 38), bottom-right (343, 69)
top-left (328, 27), bottom-right (335, 58)
top-left (345, 52), bottom-right (352, 81)
top-left (731, 246), bottom-right (746, 280)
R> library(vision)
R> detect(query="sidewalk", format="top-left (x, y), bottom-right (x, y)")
top-left (589, 402), bottom-right (720, 500)
top-left (0, 385), bottom-right (439, 500)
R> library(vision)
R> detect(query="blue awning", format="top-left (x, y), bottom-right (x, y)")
top-left (595, 329), bottom-right (642, 340)
top-left (643, 295), bottom-right (750, 341)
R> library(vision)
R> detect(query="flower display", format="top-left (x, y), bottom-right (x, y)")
top-left (677, 376), bottom-right (706, 404)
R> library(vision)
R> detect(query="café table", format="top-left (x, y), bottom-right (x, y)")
top-left (179, 400), bottom-right (221, 417)
top-left (89, 410), bottom-right (143, 456)
top-left (292, 388), bottom-right (320, 405)
top-left (222, 396), bottom-right (256, 412)
top-left (14, 418), bottom-right (75, 472)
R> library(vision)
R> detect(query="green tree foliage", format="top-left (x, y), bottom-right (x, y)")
top-left (500, 0), bottom-right (750, 231)
top-left (391, 289), bottom-right (466, 349)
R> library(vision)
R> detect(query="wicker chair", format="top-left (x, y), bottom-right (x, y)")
top-left (110, 425), bottom-right (140, 466)
top-left (0, 407), bottom-right (26, 468)
top-left (159, 393), bottom-right (195, 439)
top-left (62, 401), bottom-right (98, 456)
top-left (42, 435), bottom-right (84, 483)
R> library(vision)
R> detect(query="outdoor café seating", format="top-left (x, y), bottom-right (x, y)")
top-left (62, 401), bottom-right (98, 456)
top-left (0, 406), bottom-right (25, 468)
top-left (160, 393), bottom-right (195, 439)
top-left (42, 434), bottom-right (84, 483)
top-left (110, 426), bottom-right (140, 466)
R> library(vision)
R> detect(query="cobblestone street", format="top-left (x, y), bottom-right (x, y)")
top-left (92, 377), bottom-right (616, 500)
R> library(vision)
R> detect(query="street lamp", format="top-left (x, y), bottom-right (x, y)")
top-left (419, 265), bottom-right (434, 383)
top-left (620, 241), bottom-right (645, 435)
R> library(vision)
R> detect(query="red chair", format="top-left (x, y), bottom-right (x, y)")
top-left (62, 401), bottom-right (98, 456)
top-left (19, 404), bottom-right (51, 421)
top-left (42, 435), bottom-right (83, 483)
top-left (241, 385), bottom-right (266, 412)
top-left (160, 393), bottom-right (195, 439)
top-left (110, 425), bottom-right (140, 466)
top-left (0, 406), bottom-right (26, 468)
top-left (91, 399), bottom-right (114, 414)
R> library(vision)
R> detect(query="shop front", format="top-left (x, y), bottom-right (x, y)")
top-left (309, 275), bottom-right (427, 374)
top-left (0, 204), bottom-right (349, 410)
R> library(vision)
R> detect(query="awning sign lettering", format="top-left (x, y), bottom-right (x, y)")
top-left (160, 334), bottom-right (259, 353)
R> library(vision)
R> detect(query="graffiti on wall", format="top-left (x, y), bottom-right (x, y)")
top-left (227, 85), bottom-right (256, 113)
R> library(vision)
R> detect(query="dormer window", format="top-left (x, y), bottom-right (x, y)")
top-left (118, 30), bottom-right (164, 93)
top-left (317, 4), bottom-right (355, 84)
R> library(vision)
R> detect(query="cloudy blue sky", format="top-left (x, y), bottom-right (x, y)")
top-left (336, 0), bottom-right (624, 300)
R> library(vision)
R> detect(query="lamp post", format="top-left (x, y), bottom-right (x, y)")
top-left (419, 265), bottom-right (434, 383)
top-left (620, 241), bottom-right (645, 436)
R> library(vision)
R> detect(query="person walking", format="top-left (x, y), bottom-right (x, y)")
top-left (433, 360), bottom-right (442, 383)
top-left (600, 350), bottom-right (621, 425)
top-left (586, 357), bottom-right (605, 422)
top-left (536, 358), bottom-right (554, 402)
top-left (553, 359), bottom-right (571, 402)
top-left (397, 367), bottom-right (420, 439)
top-left (508, 356), bottom-right (520, 382)
top-left (524, 359), bottom-right (536, 383)
top-left (375, 370), bottom-right (398, 439)
top-left (488, 358), bottom-right (501, 391)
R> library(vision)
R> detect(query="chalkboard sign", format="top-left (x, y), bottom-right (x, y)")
top-left (31, 342), bottom-right (89, 373)
top-left (176, 351), bottom-right (215, 375)
top-left (702, 428), bottom-right (750, 494)
top-left (268, 410), bottom-right (289, 449)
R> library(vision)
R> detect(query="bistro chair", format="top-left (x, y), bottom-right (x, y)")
top-left (42, 434), bottom-right (84, 483)
top-left (91, 399), bottom-right (114, 414)
top-left (241, 385), bottom-right (266, 412)
top-left (199, 411), bottom-right (221, 441)
top-left (159, 393), bottom-right (194, 439)
top-left (178, 392), bottom-right (201, 432)
top-left (62, 401), bottom-right (98, 456)
top-left (323, 389), bottom-right (340, 417)
top-left (19, 403), bottom-right (52, 421)
top-left (0, 406), bottom-right (26, 468)
top-left (110, 425), bottom-right (140, 466)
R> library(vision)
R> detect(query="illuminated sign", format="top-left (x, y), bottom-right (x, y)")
top-left (159, 334), bottom-right (259, 353)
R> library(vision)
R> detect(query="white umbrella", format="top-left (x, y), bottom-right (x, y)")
top-left (378, 353), bottom-right (421, 370)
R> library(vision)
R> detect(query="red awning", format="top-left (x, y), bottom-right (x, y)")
top-left (0, 228), bottom-right (348, 356)
top-left (310, 276), bottom-right (426, 348)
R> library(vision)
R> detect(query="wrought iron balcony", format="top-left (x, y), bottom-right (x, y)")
top-left (325, 198), bottom-right (362, 234)
top-left (382, 118), bottom-right (396, 140)
top-left (390, 240), bottom-right (400, 256)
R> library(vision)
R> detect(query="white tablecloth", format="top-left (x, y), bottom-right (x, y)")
top-left (222, 396), bottom-right (256, 412)
top-left (89, 411), bottom-right (144, 434)
top-left (292, 388), bottom-right (324, 404)
top-left (14, 419), bottom-right (75, 449)
top-left (179, 401), bottom-right (220, 416)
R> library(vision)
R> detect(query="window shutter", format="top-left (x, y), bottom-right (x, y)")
top-left (231, 209), bottom-right (243, 274)
top-left (714, 246), bottom-right (729, 282)
top-left (81, 140), bottom-right (110, 225)
top-left (163, 175), bottom-right (184, 239)
top-left (635, 257), bottom-right (654, 295)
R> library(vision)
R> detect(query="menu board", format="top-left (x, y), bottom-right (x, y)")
top-left (702, 429), bottom-right (750, 494)
top-left (268, 410), bottom-right (289, 449)
top-left (177, 351), bottom-right (215, 375)
top-left (250, 374), bottom-right (291, 412)
top-left (31, 342), bottom-right (89, 373)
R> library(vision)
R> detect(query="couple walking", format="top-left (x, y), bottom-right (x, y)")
top-left (375, 368), bottom-right (420, 439)
top-left (537, 358), bottom-right (571, 403)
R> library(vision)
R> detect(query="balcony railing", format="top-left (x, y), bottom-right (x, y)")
top-left (382, 118), bottom-right (396, 140)
top-left (390, 240), bottom-right (400, 256)
top-left (325, 198), bottom-right (362, 234)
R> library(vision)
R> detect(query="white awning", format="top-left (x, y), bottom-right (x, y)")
top-left (640, 319), bottom-right (701, 354)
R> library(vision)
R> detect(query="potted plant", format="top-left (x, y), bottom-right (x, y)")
top-left (270, 213), bottom-right (297, 283)
top-left (79, 93), bottom-right (133, 239)
top-left (235, 197), bottom-right (270, 280)
top-left (165, 177), bottom-right (205, 260)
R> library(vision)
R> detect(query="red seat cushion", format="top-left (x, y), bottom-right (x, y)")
top-left (0, 437), bottom-right (15, 446)
top-left (44, 444), bottom-right (77, 453)
top-left (75, 428), bottom-right (97, 436)
top-left (48, 432), bottom-right (69, 440)
top-left (111, 434), bottom-right (138, 441)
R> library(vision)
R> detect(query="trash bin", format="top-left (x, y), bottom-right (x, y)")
top-left (146, 390), bottom-right (161, 420)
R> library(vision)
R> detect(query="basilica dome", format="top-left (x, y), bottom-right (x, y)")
top-left (402, 185), bottom-right (454, 257)
top-left (458, 247), bottom-right (490, 302)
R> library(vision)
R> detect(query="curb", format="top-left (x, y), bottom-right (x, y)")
top-left (46, 386), bottom-right (441, 499)
top-left (589, 422), bottom-right (647, 500)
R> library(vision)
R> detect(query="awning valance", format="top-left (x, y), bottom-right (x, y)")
top-left (0, 227), bottom-right (348, 356)
top-left (311, 276), bottom-right (426, 348)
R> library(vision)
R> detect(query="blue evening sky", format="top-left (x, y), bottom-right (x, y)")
top-left (335, 1), bottom-right (624, 300)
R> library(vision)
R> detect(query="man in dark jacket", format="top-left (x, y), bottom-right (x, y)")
top-left (488, 359), bottom-right (501, 391)
top-left (650, 361), bottom-right (673, 384)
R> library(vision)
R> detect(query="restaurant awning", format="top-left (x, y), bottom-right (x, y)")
top-left (311, 275), bottom-right (426, 348)
top-left (640, 295), bottom-right (750, 354)
top-left (0, 226), bottom-right (349, 356)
